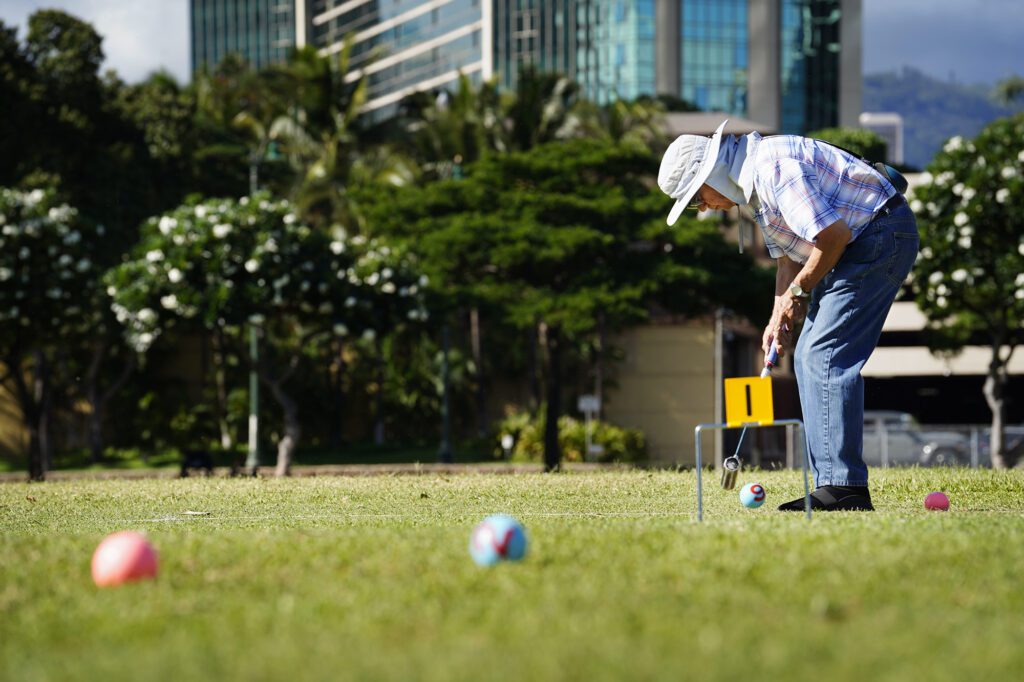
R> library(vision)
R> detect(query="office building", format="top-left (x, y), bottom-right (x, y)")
top-left (191, 1), bottom-right (861, 133)
top-left (190, 0), bottom-right (301, 73)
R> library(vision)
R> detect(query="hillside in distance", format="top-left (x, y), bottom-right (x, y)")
top-left (863, 67), bottom-right (1021, 169)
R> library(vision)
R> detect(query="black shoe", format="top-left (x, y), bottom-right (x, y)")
top-left (777, 486), bottom-right (874, 512)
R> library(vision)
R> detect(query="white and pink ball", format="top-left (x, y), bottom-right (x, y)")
top-left (91, 531), bottom-right (159, 587)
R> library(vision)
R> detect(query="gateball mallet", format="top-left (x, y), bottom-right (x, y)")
top-left (720, 340), bottom-right (779, 490)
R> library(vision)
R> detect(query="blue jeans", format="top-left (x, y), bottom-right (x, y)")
top-left (795, 203), bottom-right (919, 487)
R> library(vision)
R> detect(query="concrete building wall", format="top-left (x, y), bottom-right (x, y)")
top-left (604, 323), bottom-right (717, 465)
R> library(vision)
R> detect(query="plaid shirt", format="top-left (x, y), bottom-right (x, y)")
top-left (748, 134), bottom-right (897, 263)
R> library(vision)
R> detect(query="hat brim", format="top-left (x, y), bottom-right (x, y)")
top-left (666, 119), bottom-right (729, 225)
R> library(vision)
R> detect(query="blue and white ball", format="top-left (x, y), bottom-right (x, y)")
top-left (739, 482), bottom-right (766, 508)
top-left (469, 514), bottom-right (528, 566)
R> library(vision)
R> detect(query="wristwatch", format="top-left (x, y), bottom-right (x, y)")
top-left (789, 283), bottom-right (810, 299)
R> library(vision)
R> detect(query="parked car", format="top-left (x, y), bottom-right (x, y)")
top-left (862, 411), bottom-right (971, 467)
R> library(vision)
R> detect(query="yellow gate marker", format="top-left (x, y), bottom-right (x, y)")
top-left (724, 376), bottom-right (774, 427)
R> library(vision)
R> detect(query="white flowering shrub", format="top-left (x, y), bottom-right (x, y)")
top-left (0, 187), bottom-right (103, 340)
top-left (106, 193), bottom-right (429, 353)
top-left (910, 115), bottom-right (1024, 326)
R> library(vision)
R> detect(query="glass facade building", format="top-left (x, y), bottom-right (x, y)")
top-left (779, 0), bottom-right (841, 133)
top-left (190, 0), bottom-right (298, 73)
top-left (188, 1), bottom-right (858, 133)
top-left (679, 0), bottom-right (748, 116)
top-left (313, 0), bottom-right (486, 115)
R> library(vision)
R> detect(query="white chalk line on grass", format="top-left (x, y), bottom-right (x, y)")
top-left (120, 511), bottom-right (698, 523)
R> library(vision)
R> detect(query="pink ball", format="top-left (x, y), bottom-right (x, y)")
top-left (91, 531), bottom-right (159, 587)
top-left (924, 491), bottom-right (950, 511)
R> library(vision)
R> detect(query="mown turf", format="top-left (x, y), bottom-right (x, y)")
top-left (2, 469), bottom-right (1023, 682)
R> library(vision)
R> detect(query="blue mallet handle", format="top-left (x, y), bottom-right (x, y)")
top-left (760, 341), bottom-right (779, 378)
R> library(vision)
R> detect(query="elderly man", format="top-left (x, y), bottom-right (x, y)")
top-left (659, 121), bottom-right (918, 511)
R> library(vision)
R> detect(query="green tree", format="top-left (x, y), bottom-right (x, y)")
top-left (0, 187), bottom-right (107, 480)
top-left (806, 126), bottom-right (888, 162)
top-left (371, 139), bottom-right (770, 470)
top-left (107, 195), bottom-right (428, 474)
top-left (909, 115), bottom-right (1024, 468)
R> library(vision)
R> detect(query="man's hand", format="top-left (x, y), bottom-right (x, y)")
top-left (770, 293), bottom-right (806, 357)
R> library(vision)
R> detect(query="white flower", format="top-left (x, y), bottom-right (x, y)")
top-left (213, 223), bottom-right (232, 238)
top-left (959, 226), bottom-right (973, 238)
top-left (264, 238), bottom-right (278, 253)
top-left (1001, 166), bottom-right (1017, 179)
top-left (926, 202), bottom-right (939, 216)
top-left (160, 294), bottom-right (178, 310)
top-left (333, 323), bottom-right (348, 336)
top-left (957, 236), bottom-right (972, 249)
top-left (1019, 242), bottom-right (1024, 256)
top-left (934, 172), bottom-right (955, 186)
top-left (976, 156), bottom-right (986, 168)
top-left (195, 205), bottom-right (208, 219)
top-left (366, 272), bottom-right (380, 286)
top-left (75, 258), bottom-right (91, 272)
top-left (1015, 273), bottom-right (1024, 287)
top-left (953, 212), bottom-right (968, 227)
top-left (952, 183), bottom-right (964, 196)
top-left (951, 269), bottom-right (968, 282)
top-left (928, 271), bottom-right (944, 285)
top-left (317, 302), bottom-right (333, 314)
top-left (240, 196), bottom-right (250, 206)
top-left (106, 285), bottom-right (117, 296)
top-left (362, 329), bottom-right (376, 342)
top-left (137, 308), bottom-right (157, 324)
top-left (330, 240), bottom-right (345, 255)
top-left (283, 213), bottom-right (296, 225)
top-left (172, 233), bottom-right (186, 246)
top-left (345, 296), bottom-right (356, 307)
top-left (937, 296), bottom-right (948, 309)
top-left (407, 309), bottom-right (420, 321)
top-left (0, 213), bottom-right (5, 225)
top-left (943, 136), bottom-right (963, 153)
top-left (996, 188), bottom-right (1010, 204)
top-left (18, 247), bottom-right (30, 259)
top-left (381, 282), bottom-right (396, 294)
top-left (418, 275), bottom-right (429, 287)
top-left (136, 332), bottom-right (154, 349)
top-left (910, 199), bottom-right (923, 213)
top-left (245, 259), bottom-right (259, 273)
top-left (27, 189), bottom-right (44, 205)
top-left (158, 216), bottom-right (177, 234)
top-left (63, 231), bottom-right (81, 245)
top-left (1019, 150), bottom-right (1024, 162)
top-left (58, 254), bottom-right (73, 267)
top-left (1016, 289), bottom-right (1024, 300)
top-left (960, 188), bottom-right (976, 202)
top-left (0, 268), bottom-right (13, 281)
top-left (168, 268), bottom-right (183, 283)
top-left (146, 250), bottom-right (164, 263)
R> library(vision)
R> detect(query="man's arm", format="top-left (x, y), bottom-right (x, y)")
top-left (768, 219), bottom-right (852, 357)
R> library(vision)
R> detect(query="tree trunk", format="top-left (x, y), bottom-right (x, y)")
top-left (32, 350), bottom-right (53, 476)
top-left (595, 315), bottom-right (606, 421)
top-left (84, 343), bottom-right (135, 464)
top-left (470, 307), bottom-right (487, 438)
top-left (373, 334), bottom-right (385, 446)
top-left (212, 329), bottom-right (234, 452)
top-left (983, 342), bottom-right (1011, 470)
top-left (331, 339), bottom-right (347, 451)
top-left (265, 375), bottom-right (300, 477)
top-left (543, 324), bottom-right (562, 472)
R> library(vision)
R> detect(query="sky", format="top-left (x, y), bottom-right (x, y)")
top-left (0, 0), bottom-right (1022, 87)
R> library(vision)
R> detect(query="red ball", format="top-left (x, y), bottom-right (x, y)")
top-left (924, 491), bottom-right (950, 511)
top-left (91, 531), bottom-right (159, 586)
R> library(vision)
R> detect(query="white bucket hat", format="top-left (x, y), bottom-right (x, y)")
top-left (658, 119), bottom-right (729, 225)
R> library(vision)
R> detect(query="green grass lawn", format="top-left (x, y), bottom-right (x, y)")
top-left (2, 469), bottom-right (1024, 682)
